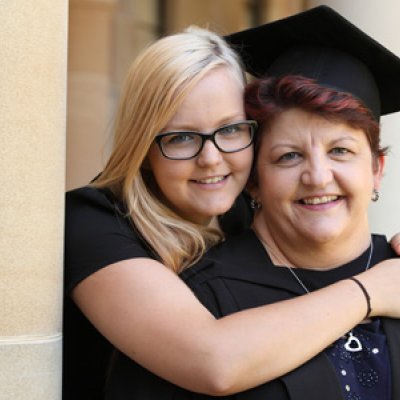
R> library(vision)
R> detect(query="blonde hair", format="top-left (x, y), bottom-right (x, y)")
top-left (94, 26), bottom-right (246, 273)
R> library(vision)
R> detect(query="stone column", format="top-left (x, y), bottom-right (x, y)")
top-left (307, 0), bottom-right (400, 237)
top-left (0, 1), bottom-right (67, 399)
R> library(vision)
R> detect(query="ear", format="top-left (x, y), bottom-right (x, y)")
top-left (141, 155), bottom-right (151, 170)
top-left (246, 171), bottom-right (260, 203)
top-left (372, 155), bottom-right (385, 190)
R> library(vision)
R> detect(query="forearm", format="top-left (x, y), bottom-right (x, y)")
top-left (205, 278), bottom-right (367, 394)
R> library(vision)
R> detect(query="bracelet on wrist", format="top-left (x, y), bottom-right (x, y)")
top-left (348, 277), bottom-right (372, 320)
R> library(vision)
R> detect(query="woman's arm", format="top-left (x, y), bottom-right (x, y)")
top-left (72, 256), bottom-right (400, 396)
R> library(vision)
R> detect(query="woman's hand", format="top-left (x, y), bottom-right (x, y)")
top-left (390, 232), bottom-right (400, 254)
top-left (363, 233), bottom-right (400, 318)
top-left (358, 258), bottom-right (400, 319)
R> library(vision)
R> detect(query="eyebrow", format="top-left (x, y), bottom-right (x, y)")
top-left (330, 136), bottom-right (359, 144)
top-left (163, 114), bottom-right (246, 133)
top-left (268, 135), bottom-right (360, 152)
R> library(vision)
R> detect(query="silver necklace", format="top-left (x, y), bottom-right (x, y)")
top-left (286, 239), bottom-right (374, 353)
top-left (256, 232), bottom-right (374, 353)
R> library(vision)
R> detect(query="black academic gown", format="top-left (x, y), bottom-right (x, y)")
top-left (181, 231), bottom-right (400, 400)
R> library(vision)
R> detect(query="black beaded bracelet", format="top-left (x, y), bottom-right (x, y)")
top-left (348, 277), bottom-right (372, 320)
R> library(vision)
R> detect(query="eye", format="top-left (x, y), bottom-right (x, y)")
top-left (218, 124), bottom-right (241, 136)
top-left (277, 152), bottom-right (302, 162)
top-left (163, 133), bottom-right (195, 146)
top-left (330, 147), bottom-right (351, 156)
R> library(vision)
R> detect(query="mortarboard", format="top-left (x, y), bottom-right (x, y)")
top-left (225, 5), bottom-right (400, 120)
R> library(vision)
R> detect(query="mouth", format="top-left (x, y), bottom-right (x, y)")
top-left (297, 195), bottom-right (342, 205)
top-left (192, 175), bottom-right (228, 184)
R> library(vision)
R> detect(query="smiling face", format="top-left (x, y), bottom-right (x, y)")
top-left (251, 108), bottom-right (384, 250)
top-left (146, 67), bottom-right (253, 225)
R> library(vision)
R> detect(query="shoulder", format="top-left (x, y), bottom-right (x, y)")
top-left (65, 186), bottom-right (154, 293)
top-left (181, 229), bottom-right (288, 318)
top-left (181, 229), bottom-right (267, 285)
top-left (372, 233), bottom-right (399, 262)
top-left (66, 185), bottom-right (121, 219)
top-left (65, 186), bottom-right (131, 249)
top-left (218, 192), bottom-right (253, 237)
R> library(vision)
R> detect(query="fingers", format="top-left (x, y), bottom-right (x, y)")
top-left (390, 233), bottom-right (400, 255)
top-left (358, 259), bottom-right (400, 318)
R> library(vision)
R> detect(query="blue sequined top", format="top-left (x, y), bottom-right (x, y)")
top-left (288, 238), bottom-right (393, 400)
top-left (326, 319), bottom-right (391, 400)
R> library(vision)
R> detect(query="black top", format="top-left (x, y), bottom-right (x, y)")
top-left (181, 230), bottom-right (400, 400)
top-left (64, 186), bottom-right (155, 294)
top-left (63, 186), bottom-right (153, 400)
top-left (63, 185), bottom-right (252, 399)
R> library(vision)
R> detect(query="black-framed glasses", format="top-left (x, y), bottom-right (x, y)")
top-left (155, 120), bottom-right (257, 160)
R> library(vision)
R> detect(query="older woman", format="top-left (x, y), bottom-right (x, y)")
top-left (182, 6), bottom-right (400, 400)
top-left (64, 12), bottom-right (400, 400)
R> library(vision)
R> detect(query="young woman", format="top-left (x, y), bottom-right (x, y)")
top-left (64, 18), bottom-right (400, 399)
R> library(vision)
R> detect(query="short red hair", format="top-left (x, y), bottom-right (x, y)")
top-left (245, 75), bottom-right (386, 158)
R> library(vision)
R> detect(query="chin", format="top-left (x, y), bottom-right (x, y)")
top-left (206, 201), bottom-right (232, 215)
top-left (186, 206), bottom-right (228, 225)
top-left (215, 204), bottom-right (233, 216)
top-left (302, 229), bottom-right (342, 244)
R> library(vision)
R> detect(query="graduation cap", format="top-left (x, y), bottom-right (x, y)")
top-left (225, 5), bottom-right (400, 120)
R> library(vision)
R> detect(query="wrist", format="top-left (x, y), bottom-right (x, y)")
top-left (347, 277), bottom-right (371, 320)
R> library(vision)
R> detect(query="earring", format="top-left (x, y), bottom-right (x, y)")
top-left (250, 198), bottom-right (261, 209)
top-left (372, 189), bottom-right (380, 202)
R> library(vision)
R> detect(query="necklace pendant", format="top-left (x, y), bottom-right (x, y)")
top-left (344, 330), bottom-right (362, 352)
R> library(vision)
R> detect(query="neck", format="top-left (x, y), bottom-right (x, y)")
top-left (208, 216), bottom-right (221, 230)
top-left (252, 217), bottom-right (371, 270)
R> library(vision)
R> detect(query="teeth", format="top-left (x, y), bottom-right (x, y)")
top-left (302, 196), bottom-right (338, 205)
top-left (197, 176), bottom-right (225, 184)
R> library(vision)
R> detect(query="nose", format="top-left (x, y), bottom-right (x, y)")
top-left (301, 153), bottom-right (333, 188)
top-left (196, 139), bottom-right (223, 167)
